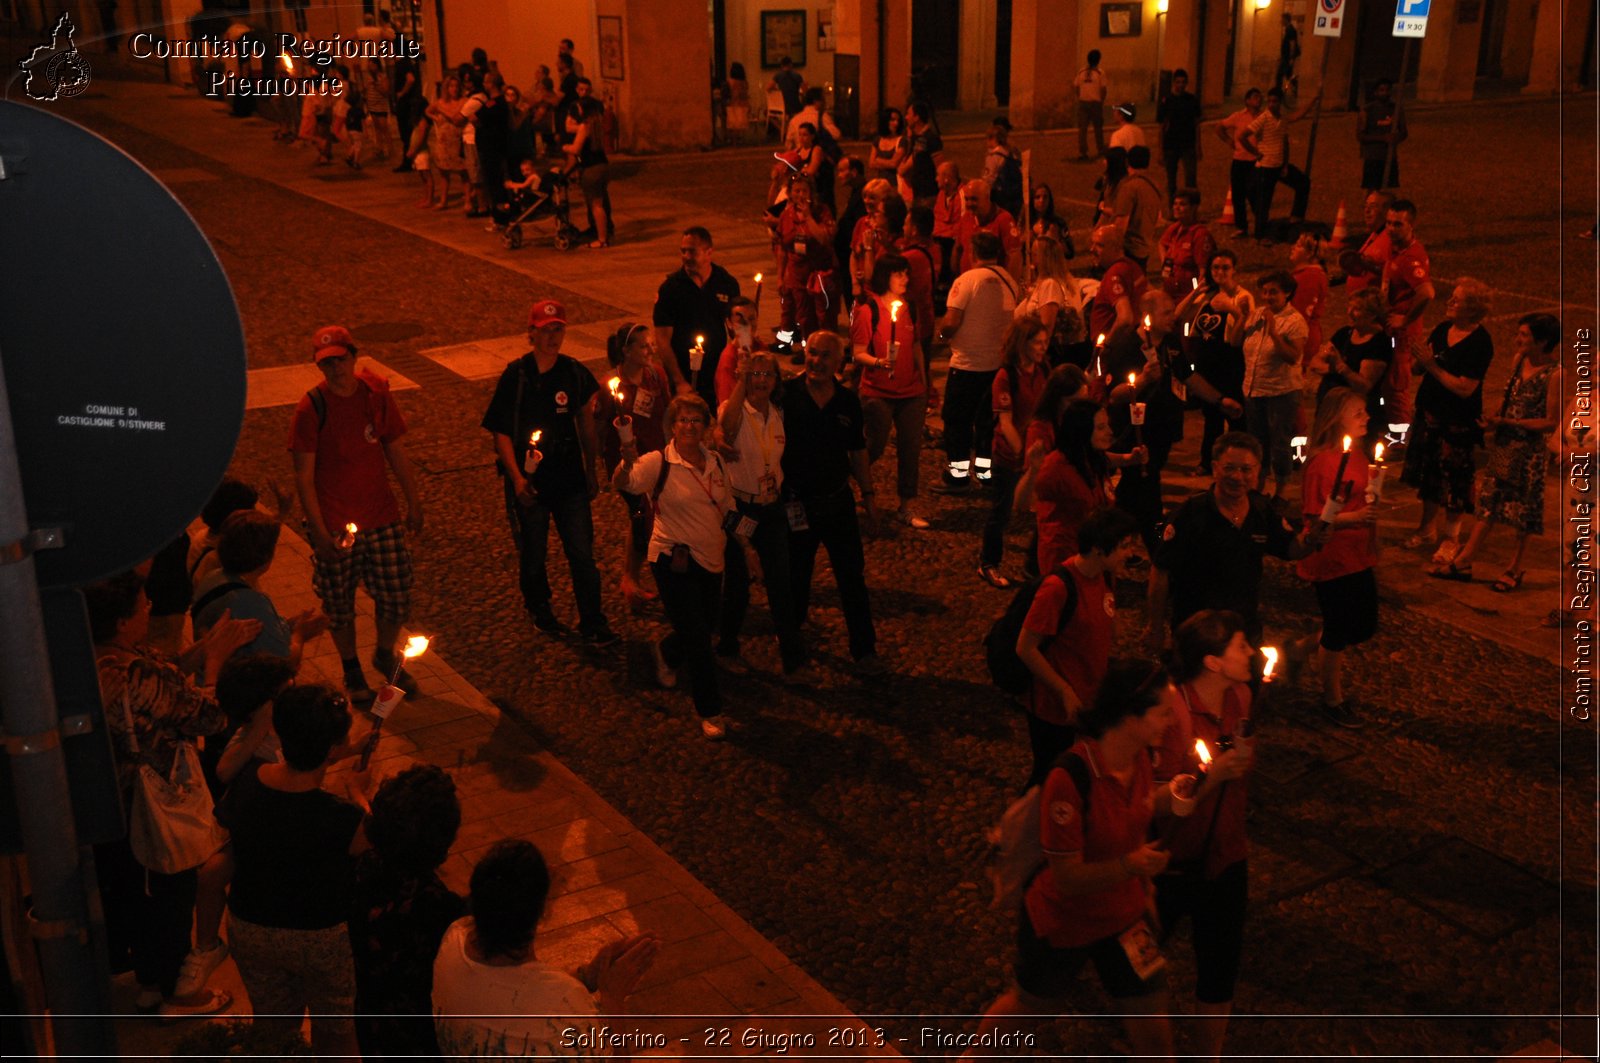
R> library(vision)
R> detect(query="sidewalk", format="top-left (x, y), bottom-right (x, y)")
top-left (113, 526), bottom-right (896, 1058)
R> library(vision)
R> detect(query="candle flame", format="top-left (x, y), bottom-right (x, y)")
top-left (345, 522), bottom-right (357, 536)
top-left (402, 635), bottom-right (430, 659)
top-left (1096, 333), bottom-right (1107, 347)
top-left (529, 430), bottom-right (542, 446)
top-left (1184, 322), bottom-right (1192, 336)
top-left (1195, 738), bottom-right (1213, 767)
top-left (890, 299), bottom-right (903, 323)
top-left (754, 272), bottom-right (763, 284)
top-left (695, 335), bottom-right (705, 347)
top-left (1142, 314), bottom-right (1152, 328)
top-left (1342, 435), bottom-right (1353, 453)
top-left (1127, 372), bottom-right (1137, 386)
top-left (1192, 277), bottom-right (1200, 289)
top-left (280, 51), bottom-right (294, 73)
top-left (1374, 442), bottom-right (1385, 462)
top-left (607, 376), bottom-right (622, 399)
top-left (1262, 646), bottom-right (1279, 680)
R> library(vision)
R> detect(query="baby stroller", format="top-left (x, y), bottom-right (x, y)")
top-left (495, 166), bottom-right (583, 251)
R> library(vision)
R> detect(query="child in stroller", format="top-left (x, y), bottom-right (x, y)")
top-left (494, 159), bottom-right (583, 250)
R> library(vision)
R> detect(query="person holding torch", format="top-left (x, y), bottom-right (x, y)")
top-left (482, 299), bottom-right (619, 646)
top-left (599, 323), bottom-right (672, 610)
top-left (1290, 389), bottom-right (1379, 728)
top-left (1152, 610), bottom-right (1258, 1063)
top-left (852, 253), bottom-right (930, 530)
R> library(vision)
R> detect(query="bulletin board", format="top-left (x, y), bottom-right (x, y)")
top-left (1099, 3), bottom-right (1143, 37)
top-left (761, 10), bottom-right (807, 68)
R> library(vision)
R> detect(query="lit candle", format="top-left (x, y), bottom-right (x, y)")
top-left (1142, 314), bottom-right (1152, 329)
top-left (887, 300), bottom-right (903, 368)
top-left (1094, 333), bottom-right (1106, 378)
top-left (1183, 321), bottom-right (1192, 337)
top-left (363, 635), bottom-right (432, 769)
top-left (1192, 277), bottom-right (1200, 290)
top-left (1332, 434), bottom-right (1354, 497)
top-left (1261, 646), bottom-right (1279, 683)
top-left (690, 335), bottom-right (706, 374)
top-left (524, 429), bottom-right (543, 475)
top-left (1194, 737), bottom-right (1214, 779)
top-left (1366, 441), bottom-right (1388, 504)
top-left (753, 272), bottom-right (764, 319)
top-left (608, 376), bottom-right (633, 444)
top-left (338, 522), bottom-right (358, 550)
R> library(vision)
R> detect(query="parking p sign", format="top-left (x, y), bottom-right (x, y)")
top-left (1315, 0), bottom-right (1347, 36)
top-left (1393, 0), bottom-right (1430, 37)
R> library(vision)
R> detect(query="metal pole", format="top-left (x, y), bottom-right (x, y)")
top-left (0, 353), bottom-right (117, 1055)
top-left (1302, 41), bottom-right (1333, 185)
top-left (1382, 38), bottom-right (1414, 192)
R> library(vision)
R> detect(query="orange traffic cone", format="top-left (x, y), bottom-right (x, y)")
top-left (1220, 188), bottom-right (1236, 227)
top-left (1328, 199), bottom-right (1348, 250)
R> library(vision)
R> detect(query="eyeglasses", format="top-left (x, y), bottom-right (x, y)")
top-left (675, 416), bottom-right (708, 425)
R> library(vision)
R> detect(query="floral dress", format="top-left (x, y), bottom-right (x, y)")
top-left (429, 98), bottom-right (467, 172)
top-left (1477, 359), bottom-right (1557, 534)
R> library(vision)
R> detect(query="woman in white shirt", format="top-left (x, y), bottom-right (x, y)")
top-left (1240, 269), bottom-right (1308, 502)
top-left (1015, 235), bottom-right (1086, 367)
top-left (613, 395), bottom-right (736, 738)
top-left (717, 352), bottom-right (807, 680)
top-left (433, 840), bottom-right (657, 1059)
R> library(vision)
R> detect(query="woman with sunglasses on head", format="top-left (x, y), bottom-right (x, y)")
top-left (614, 395), bottom-right (737, 739)
top-left (1152, 610), bottom-right (1258, 1063)
top-left (968, 658), bottom-right (1184, 1060)
top-left (599, 323), bottom-right (672, 610)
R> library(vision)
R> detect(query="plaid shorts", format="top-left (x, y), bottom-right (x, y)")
top-left (311, 521), bottom-right (412, 627)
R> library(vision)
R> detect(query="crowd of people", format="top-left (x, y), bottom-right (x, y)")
top-left (84, 61), bottom-right (1587, 1060)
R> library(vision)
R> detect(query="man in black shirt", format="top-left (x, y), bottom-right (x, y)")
top-left (481, 299), bottom-right (618, 646)
top-left (474, 72), bottom-right (511, 220)
top-left (1157, 69), bottom-right (1202, 201)
top-left (563, 78), bottom-right (612, 247)
top-left (780, 331), bottom-right (885, 676)
top-left (1147, 431), bottom-right (1322, 649)
top-left (652, 226), bottom-right (742, 408)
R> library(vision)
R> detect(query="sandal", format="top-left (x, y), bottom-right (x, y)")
top-left (1490, 569), bottom-right (1525, 593)
top-left (1427, 561), bottom-right (1473, 581)
top-left (1402, 532), bottom-right (1430, 550)
top-left (977, 564), bottom-right (1014, 590)
top-left (1431, 540), bottom-right (1460, 566)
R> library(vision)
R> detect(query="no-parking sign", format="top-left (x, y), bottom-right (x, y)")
top-left (1314, 0), bottom-right (1347, 37)
top-left (1393, 0), bottom-right (1431, 37)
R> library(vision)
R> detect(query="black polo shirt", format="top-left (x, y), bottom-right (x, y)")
top-left (780, 378), bottom-right (866, 499)
top-left (1153, 488), bottom-right (1297, 638)
top-left (652, 265), bottom-right (741, 406)
top-left (481, 353), bottom-right (598, 499)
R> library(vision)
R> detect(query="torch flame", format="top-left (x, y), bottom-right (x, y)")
top-left (695, 335), bottom-right (705, 348)
top-left (1143, 314), bottom-right (1152, 328)
top-left (1128, 372), bottom-right (1137, 386)
top-left (1262, 646), bottom-right (1279, 680)
top-left (1195, 738), bottom-right (1213, 768)
top-left (1374, 442), bottom-right (1386, 462)
top-left (890, 300), bottom-right (903, 323)
top-left (1096, 333), bottom-right (1107, 347)
top-left (607, 376), bottom-right (622, 400)
top-left (529, 430), bottom-right (542, 446)
top-left (1342, 435), bottom-right (1353, 453)
top-left (344, 522), bottom-right (357, 537)
top-left (754, 272), bottom-right (763, 284)
top-left (402, 635), bottom-right (430, 659)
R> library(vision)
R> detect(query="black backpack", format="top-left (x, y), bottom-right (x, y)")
top-left (992, 150), bottom-right (1023, 216)
top-left (984, 562), bottom-right (1079, 697)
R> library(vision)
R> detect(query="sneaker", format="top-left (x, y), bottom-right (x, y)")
top-left (852, 653), bottom-right (889, 678)
top-left (342, 662), bottom-right (375, 707)
top-left (650, 641), bottom-right (678, 688)
top-left (172, 941), bottom-right (228, 999)
top-left (580, 624), bottom-right (622, 649)
top-left (159, 987), bottom-right (232, 1019)
top-left (372, 651), bottom-right (418, 697)
top-left (531, 612), bottom-right (574, 639)
top-left (896, 508), bottom-right (931, 530)
top-left (700, 715), bottom-right (728, 739)
top-left (1321, 700), bottom-right (1363, 729)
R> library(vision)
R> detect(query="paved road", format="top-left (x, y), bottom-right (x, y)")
top-left (33, 76), bottom-right (1599, 1059)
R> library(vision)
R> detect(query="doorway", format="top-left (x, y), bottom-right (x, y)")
top-left (1348, 0), bottom-right (1413, 108)
top-left (911, 0), bottom-right (960, 109)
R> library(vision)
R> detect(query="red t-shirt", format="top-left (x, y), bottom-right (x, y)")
top-left (1292, 264), bottom-right (1330, 367)
top-left (1159, 222), bottom-right (1216, 301)
top-left (287, 376), bottom-right (406, 530)
top-left (1025, 739), bottom-right (1154, 948)
top-left (1024, 418), bottom-right (1056, 459)
top-left (991, 362), bottom-right (1049, 468)
top-left (896, 239), bottom-right (940, 342)
top-left (1090, 258), bottom-right (1150, 341)
top-left (955, 206), bottom-right (1022, 273)
top-left (598, 361), bottom-right (672, 469)
top-left (932, 189), bottom-right (963, 240)
top-left (1382, 238), bottom-right (1430, 330)
top-left (1346, 228), bottom-right (1393, 295)
top-left (777, 208), bottom-right (834, 287)
top-left (1022, 559), bottom-right (1116, 725)
top-left (1034, 453), bottom-right (1110, 573)
top-left (1152, 681), bottom-right (1252, 878)
top-left (851, 295), bottom-right (925, 400)
top-left (1297, 447), bottom-right (1377, 582)
top-left (711, 341), bottom-right (771, 409)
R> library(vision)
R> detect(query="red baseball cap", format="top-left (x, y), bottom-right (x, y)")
top-left (528, 299), bottom-right (567, 329)
top-left (312, 325), bottom-right (357, 362)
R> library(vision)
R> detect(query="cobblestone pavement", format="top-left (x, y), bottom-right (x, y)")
top-left (35, 72), bottom-right (1599, 1058)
